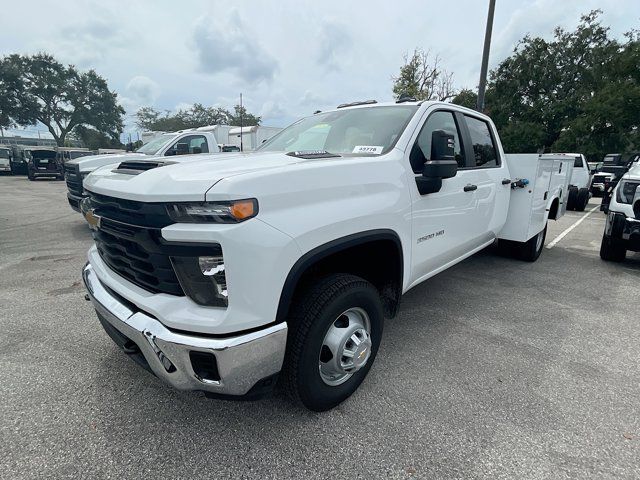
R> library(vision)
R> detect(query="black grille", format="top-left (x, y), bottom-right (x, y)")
top-left (592, 175), bottom-right (608, 185)
top-left (94, 221), bottom-right (184, 296)
top-left (64, 164), bottom-right (83, 197)
top-left (89, 192), bottom-right (222, 296)
top-left (89, 192), bottom-right (174, 228)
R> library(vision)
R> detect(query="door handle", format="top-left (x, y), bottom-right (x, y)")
top-left (502, 178), bottom-right (511, 185)
top-left (463, 184), bottom-right (478, 192)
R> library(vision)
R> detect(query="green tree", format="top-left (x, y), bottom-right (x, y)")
top-left (451, 88), bottom-right (477, 109)
top-left (1, 53), bottom-right (125, 146)
top-left (392, 49), bottom-right (455, 101)
top-left (487, 11), bottom-right (639, 160)
top-left (227, 105), bottom-right (261, 127)
top-left (135, 103), bottom-right (261, 131)
top-left (71, 125), bottom-right (124, 150)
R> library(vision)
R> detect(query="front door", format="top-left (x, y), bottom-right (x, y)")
top-left (408, 109), bottom-right (492, 285)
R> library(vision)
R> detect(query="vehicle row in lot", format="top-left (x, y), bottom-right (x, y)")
top-left (63, 127), bottom-right (224, 211)
top-left (0, 144), bottom-right (97, 177)
top-left (78, 100), bottom-right (575, 411)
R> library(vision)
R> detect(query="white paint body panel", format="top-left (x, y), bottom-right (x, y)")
top-left (499, 154), bottom-right (573, 242)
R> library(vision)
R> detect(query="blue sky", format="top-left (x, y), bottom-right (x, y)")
top-left (1, 0), bottom-right (639, 141)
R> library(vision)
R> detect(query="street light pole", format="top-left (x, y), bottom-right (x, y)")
top-left (476, 0), bottom-right (496, 112)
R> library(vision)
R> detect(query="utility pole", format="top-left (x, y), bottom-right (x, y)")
top-left (239, 93), bottom-right (243, 152)
top-left (476, 0), bottom-right (496, 112)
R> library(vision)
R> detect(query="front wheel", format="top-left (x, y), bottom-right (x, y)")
top-left (282, 273), bottom-right (383, 412)
top-left (599, 234), bottom-right (626, 262)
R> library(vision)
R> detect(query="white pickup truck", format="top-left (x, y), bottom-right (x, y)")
top-left (81, 101), bottom-right (572, 411)
top-left (64, 128), bottom-right (221, 212)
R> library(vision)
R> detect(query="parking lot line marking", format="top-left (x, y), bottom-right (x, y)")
top-left (546, 205), bottom-right (600, 249)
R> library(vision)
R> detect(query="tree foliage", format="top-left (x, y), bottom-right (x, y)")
top-left (392, 49), bottom-right (455, 101)
top-left (487, 10), bottom-right (640, 160)
top-left (135, 103), bottom-right (261, 131)
top-left (451, 88), bottom-right (478, 109)
top-left (0, 53), bottom-right (124, 146)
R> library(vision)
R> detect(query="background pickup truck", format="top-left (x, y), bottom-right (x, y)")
top-left (80, 101), bottom-right (572, 411)
top-left (64, 128), bottom-right (221, 212)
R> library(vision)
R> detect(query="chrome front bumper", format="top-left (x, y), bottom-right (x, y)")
top-left (82, 263), bottom-right (287, 396)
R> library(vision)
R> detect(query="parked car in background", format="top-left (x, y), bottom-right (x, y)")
top-left (0, 145), bottom-right (12, 174)
top-left (227, 125), bottom-right (283, 151)
top-left (64, 128), bottom-right (221, 212)
top-left (598, 153), bottom-right (640, 213)
top-left (58, 147), bottom-right (94, 162)
top-left (219, 144), bottom-right (241, 152)
top-left (547, 153), bottom-right (591, 211)
top-left (600, 162), bottom-right (640, 262)
top-left (80, 100), bottom-right (573, 411)
top-left (25, 146), bottom-right (63, 181)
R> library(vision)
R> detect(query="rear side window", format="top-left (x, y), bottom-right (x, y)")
top-left (574, 156), bottom-right (583, 168)
top-left (464, 115), bottom-right (498, 168)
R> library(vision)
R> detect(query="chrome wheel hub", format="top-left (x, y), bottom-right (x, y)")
top-left (319, 307), bottom-right (372, 386)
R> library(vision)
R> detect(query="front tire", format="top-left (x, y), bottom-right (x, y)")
top-left (599, 234), bottom-right (626, 262)
top-left (282, 273), bottom-right (383, 412)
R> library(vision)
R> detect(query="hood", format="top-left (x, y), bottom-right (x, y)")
top-left (68, 152), bottom-right (146, 172)
top-left (83, 151), bottom-right (301, 202)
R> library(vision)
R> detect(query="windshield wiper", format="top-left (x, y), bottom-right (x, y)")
top-left (286, 150), bottom-right (341, 159)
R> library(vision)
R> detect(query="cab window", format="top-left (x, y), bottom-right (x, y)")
top-left (411, 111), bottom-right (465, 173)
top-left (167, 135), bottom-right (209, 155)
top-left (464, 115), bottom-right (498, 168)
top-left (574, 156), bottom-right (584, 168)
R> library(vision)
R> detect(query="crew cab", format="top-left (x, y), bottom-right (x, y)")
top-left (600, 162), bottom-right (640, 262)
top-left (80, 101), bottom-right (572, 411)
top-left (64, 128), bottom-right (221, 212)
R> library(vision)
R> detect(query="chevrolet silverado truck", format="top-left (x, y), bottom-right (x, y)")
top-left (81, 101), bottom-right (572, 411)
top-left (600, 162), bottom-right (640, 262)
top-left (64, 128), bottom-right (221, 212)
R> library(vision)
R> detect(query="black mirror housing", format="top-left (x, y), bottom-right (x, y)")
top-left (423, 160), bottom-right (458, 179)
top-left (175, 143), bottom-right (189, 155)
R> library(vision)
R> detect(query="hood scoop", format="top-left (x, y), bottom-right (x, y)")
top-left (286, 150), bottom-right (341, 159)
top-left (114, 160), bottom-right (174, 175)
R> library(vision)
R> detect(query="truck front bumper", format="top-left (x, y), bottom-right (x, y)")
top-left (82, 263), bottom-right (288, 397)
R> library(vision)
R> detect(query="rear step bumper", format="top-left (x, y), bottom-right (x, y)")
top-left (82, 263), bottom-right (287, 396)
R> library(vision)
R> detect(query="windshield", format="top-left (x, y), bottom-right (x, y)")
top-left (136, 134), bottom-right (178, 155)
top-left (258, 105), bottom-right (419, 156)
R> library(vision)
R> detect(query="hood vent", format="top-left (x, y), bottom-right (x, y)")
top-left (115, 160), bottom-right (171, 175)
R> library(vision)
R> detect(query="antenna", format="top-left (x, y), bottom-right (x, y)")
top-left (240, 93), bottom-right (243, 152)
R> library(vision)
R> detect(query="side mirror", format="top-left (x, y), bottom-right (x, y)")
top-left (633, 186), bottom-right (640, 219)
top-left (415, 130), bottom-right (458, 195)
top-left (175, 143), bottom-right (189, 155)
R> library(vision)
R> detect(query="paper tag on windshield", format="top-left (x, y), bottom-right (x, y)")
top-left (352, 145), bottom-right (384, 155)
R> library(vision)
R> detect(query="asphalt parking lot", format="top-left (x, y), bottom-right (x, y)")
top-left (1, 175), bottom-right (639, 479)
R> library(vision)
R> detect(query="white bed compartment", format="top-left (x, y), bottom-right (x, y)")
top-left (499, 154), bottom-right (574, 243)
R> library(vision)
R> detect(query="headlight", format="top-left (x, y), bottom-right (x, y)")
top-left (170, 255), bottom-right (228, 307)
top-left (616, 180), bottom-right (640, 204)
top-left (166, 199), bottom-right (258, 223)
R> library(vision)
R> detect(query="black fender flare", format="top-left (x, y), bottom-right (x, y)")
top-left (275, 229), bottom-right (404, 323)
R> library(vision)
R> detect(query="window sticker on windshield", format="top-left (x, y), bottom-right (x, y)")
top-left (353, 145), bottom-right (384, 155)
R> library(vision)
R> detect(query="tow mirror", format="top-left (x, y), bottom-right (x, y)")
top-left (415, 130), bottom-right (458, 195)
top-left (633, 185), bottom-right (640, 219)
top-left (175, 143), bottom-right (189, 155)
